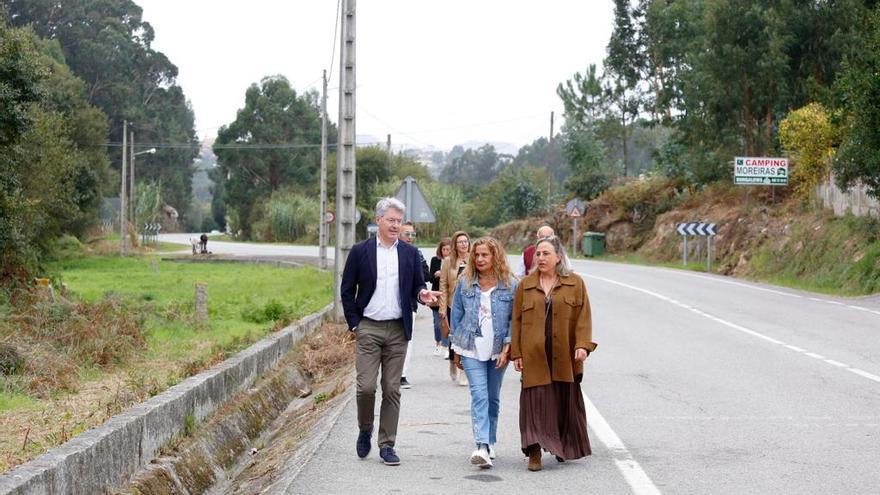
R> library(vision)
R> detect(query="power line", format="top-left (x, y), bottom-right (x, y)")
top-left (327, 0), bottom-right (342, 81)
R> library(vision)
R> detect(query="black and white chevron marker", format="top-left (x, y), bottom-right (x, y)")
top-left (676, 222), bottom-right (717, 236)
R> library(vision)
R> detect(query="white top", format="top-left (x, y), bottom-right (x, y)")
top-left (455, 287), bottom-right (495, 361)
top-left (363, 238), bottom-right (402, 321)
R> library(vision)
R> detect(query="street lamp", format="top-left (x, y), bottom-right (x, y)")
top-left (130, 146), bottom-right (157, 227)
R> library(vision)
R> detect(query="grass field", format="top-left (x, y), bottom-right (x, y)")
top-left (46, 256), bottom-right (332, 370)
top-left (0, 256), bottom-right (332, 471)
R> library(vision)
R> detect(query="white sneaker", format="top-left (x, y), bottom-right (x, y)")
top-left (433, 346), bottom-right (442, 357)
top-left (441, 346), bottom-right (450, 359)
top-left (458, 372), bottom-right (468, 387)
top-left (470, 447), bottom-right (492, 468)
top-left (488, 444), bottom-right (496, 459)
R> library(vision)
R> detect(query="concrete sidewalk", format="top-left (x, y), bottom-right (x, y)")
top-left (276, 310), bottom-right (626, 495)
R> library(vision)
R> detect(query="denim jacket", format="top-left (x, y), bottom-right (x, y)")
top-left (449, 276), bottom-right (519, 357)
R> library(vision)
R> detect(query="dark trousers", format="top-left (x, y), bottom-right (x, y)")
top-left (355, 318), bottom-right (408, 448)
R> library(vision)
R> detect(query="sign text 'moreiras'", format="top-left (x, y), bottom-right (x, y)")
top-left (734, 156), bottom-right (788, 186)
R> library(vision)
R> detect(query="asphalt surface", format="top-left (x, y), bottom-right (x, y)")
top-left (159, 235), bottom-right (880, 494)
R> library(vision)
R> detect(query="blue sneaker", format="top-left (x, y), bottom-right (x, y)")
top-left (356, 428), bottom-right (372, 458)
top-left (379, 446), bottom-right (400, 465)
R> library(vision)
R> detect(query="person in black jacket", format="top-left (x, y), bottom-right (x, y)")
top-left (399, 221), bottom-right (430, 389)
top-left (340, 198), bottom-right (441, 465)
top-left (429, 238), bottom-right (452, 356)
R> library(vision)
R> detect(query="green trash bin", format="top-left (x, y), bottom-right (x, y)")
top-left (583, 232), bottom-right (606, 257)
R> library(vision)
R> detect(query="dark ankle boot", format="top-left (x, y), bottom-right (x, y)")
top-left (528, 445), bottom-right (542, 471)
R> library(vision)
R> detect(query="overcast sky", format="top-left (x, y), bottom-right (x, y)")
top-left (138, 0), bottom-right (614, 152)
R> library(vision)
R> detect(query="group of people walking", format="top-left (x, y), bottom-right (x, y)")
top-left (341, 197), bottom-right (597, 472)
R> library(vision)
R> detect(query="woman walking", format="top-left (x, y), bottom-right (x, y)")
top-left (449, 237), bottom-right (518, 468)
top-left (439, 230), bottom-right (470, 385)
top-left (429, 238), bottom-right (452, 356)
top-left (511, 235), bottom-right (597, 471)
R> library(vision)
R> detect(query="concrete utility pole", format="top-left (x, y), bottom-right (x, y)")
top-left (547, 111), bottom-right (554, 212)
top-left (130, 131), bottom-right (135, 229)
top-left (386, 134), bottom-right (391, 156)
top-left (334, 0), bottom-right (357, 321)
top-left (120, 120), bottom-right (128, 256)
top-left (319, 69), bottom-right (329, 270)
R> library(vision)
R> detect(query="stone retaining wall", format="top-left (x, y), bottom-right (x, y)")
top-left (0, 305), bottom-right (333, 495)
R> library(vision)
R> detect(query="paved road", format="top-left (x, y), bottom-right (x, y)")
top-left (161, 236), bottom-right (880, 493)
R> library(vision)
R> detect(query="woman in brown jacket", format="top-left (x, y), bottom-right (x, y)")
top-left (439, 230), bottom-right (470, 385)
top-left (510, 235), bottom-right (597, 471)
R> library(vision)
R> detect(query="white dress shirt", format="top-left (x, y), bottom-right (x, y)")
top-left (363, 238), bottom-right (403, 321)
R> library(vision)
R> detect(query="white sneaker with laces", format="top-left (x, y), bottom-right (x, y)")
top-left (488, 444), bottom-right (496, 459)
top-left (470, 446), bottom-right (492, 468)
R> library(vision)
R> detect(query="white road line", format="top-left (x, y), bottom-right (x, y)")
top-left (583, 273), bottom-right (880, 386)
top-left (577, 260), bottom-right (880, 316)
top-left (849, 369), bottom-right (880, 383)
top-left (584, 393), bottom-right (662, 495)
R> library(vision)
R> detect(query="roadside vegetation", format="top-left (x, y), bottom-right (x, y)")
top-left (567, 178), bottom-right (880, 297)
top-left (0, 240), bottom-right (331, 472)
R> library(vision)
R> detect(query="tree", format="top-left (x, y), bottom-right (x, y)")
top-left (471, 167), bottom-right (545, 226)
top-left (0, 18), bottom-right (45, 146)
top-left (1, 21), bottom-right (111, 285)
top-left (213, 76), bottom-right (330, 238)
top-left (560, 122), bottom-right (611, 200)
top-left (779, 103), bottom-right (835, 199)
top-left (833, 5), bottom-right (880, 198)
top-left (603, 0), bottom-right (645, 178)
top-left (439, 144), bottom-right (505, 199)
top-left (6, 0), bottom-right (198, 218)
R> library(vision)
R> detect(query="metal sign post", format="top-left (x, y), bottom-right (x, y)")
top-left (677, 222), bottom-right (718, 271)
top-left (565, 198), bottom-right (586, 256)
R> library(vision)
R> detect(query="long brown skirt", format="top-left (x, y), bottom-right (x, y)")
top-left (519, 381), bottom-right (591, 460)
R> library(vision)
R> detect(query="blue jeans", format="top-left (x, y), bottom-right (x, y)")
top-left (461, 356), bottom-right (507, 447)
top-left (432, 309), bottom-right (448, 346)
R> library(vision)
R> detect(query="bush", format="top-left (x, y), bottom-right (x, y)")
top-left (0, 292), bottom-right (146, 396)
top-left (0, 343), bottom-right (24, 375)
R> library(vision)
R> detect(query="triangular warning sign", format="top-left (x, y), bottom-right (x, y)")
top-left (394, 176), bottom-right (436, 223)
top-left (570, 208), bottom-right (582, 217)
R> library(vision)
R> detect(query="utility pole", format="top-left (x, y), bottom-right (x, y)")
top-left (334, 0), bottom-right (357, 321)
top-left (547, 111), bottom-right (554, 213)
top-left (386, 134), bottom-right (391, 156)
top-left (130, 130), bottom-right (136, 230)
top-left (119, 120), bottom-right (128, 256)
top-left (319, 69), bottom-right (329, 270)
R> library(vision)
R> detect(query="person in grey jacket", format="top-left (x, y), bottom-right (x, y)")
top-left (449, 236), bottom-right (518, 469)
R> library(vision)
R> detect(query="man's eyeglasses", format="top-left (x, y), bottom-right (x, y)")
top-left (401, 231), bottom-right (417, 238)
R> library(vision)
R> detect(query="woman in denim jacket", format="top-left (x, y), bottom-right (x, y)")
top-left (450, 236), bottom-right (518, 468)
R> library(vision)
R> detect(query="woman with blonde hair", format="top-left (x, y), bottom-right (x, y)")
top-left (449, 237), bottom-right (518, 468)
top-left (439, 230), bottom-right (470, 385)
top-left (511, 235), bottom-right (597, 471)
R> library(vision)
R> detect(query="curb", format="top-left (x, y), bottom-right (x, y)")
top-left (0, 304), bottom-right (333, 495)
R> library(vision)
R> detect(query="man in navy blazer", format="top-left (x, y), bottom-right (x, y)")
top-left (340, 197), bottom-right (440, 466)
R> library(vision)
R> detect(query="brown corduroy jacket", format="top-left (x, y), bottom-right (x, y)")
top-left (510, 271), bottom-right (597, 389)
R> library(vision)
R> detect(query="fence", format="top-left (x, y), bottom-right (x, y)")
top-left (815, 177), bottom-right (880, 218)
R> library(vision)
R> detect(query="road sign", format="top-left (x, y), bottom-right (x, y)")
top-left (676, 222), bottom-right (717, 236)
top-left (394, 176), bottom-right (436, 223)
top-left (565, 198), bottom-right (586, 217)
top-left (324, 210), bottom-right (335, 224)
top-left (734, 157), bottom-right (788, 186)
top-left (677, 222), bottom-right (717, 271)
top-left (366, 223), bottom-right (378, 235)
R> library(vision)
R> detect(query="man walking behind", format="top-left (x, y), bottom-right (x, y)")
top-left (340, 198), bottom-right (441, 465)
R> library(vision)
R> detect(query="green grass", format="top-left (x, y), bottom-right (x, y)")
top-left (599, 214), bottom-right (880, 297)
top-left (0, 391), bottom-right (38, 412)
top-left (46, 256), bottom-right (333, 364)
